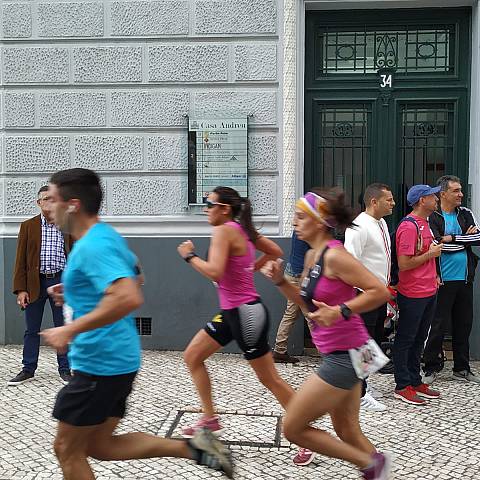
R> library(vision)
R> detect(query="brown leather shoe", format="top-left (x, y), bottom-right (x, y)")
top-left (273, 351), bottom-right (300, 364)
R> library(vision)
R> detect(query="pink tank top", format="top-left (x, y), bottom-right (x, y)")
top-left (309, 240), bottom-right (369, 354)
top-left (217, 221), bottom-right (259, 310)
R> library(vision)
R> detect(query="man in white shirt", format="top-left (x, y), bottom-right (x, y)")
top-left (345, 183), bottom-right (395, 411)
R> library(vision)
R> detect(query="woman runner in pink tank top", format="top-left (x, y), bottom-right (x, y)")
top-left (177, 187), bottom-right (296, 442)
top-left (262, 189), bottom-right (391, 479)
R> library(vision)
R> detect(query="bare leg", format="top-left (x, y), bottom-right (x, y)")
top-left (249, 351), bottom-right (295, 409)
top-left (283, 374), bottom-right (373, 469)
top-left (87, 418), bottom-right (192, 461)
top-left (330, 382), bottom-right (376, 455)
top-left (54, 422), bottom-right (100, 480)
top-left (183, 330), bottom-right (222, 417)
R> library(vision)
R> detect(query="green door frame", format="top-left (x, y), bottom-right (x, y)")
top-left (305, 7), bottom-right (471, 223)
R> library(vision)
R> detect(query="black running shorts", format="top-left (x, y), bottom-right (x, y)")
top-left (204, 299), bottom-right (271, 360)
top-left (53, 370), bottom-right (137, 426)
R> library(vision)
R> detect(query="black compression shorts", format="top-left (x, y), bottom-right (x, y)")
top-left (204, 299), bottom-right (271, 360)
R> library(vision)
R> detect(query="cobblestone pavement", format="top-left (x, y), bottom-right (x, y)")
top-left (0, 345), bottom-right (479, 479)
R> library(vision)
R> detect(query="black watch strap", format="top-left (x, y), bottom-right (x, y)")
top-left (184, 252), bottom-right (198, 263)
top-left (339, 303), bottom-right (352, 320)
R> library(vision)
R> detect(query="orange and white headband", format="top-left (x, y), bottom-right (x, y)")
top-left (296, 192), bottom-right (334, 227)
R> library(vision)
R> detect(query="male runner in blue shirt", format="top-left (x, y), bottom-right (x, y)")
top-left (41, 168), bottom-right (233, 479)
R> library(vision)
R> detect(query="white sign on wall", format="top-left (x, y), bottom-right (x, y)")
top-left (188, 117), bottom-right (248, 204)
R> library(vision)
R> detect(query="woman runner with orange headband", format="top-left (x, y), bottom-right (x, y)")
top-left (262, 189), bottom-right (392, 479)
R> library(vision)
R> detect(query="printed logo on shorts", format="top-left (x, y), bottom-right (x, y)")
top-left (207, 322), bottom-right (216, 332)
top-left (212, 314), bottom-right (223, 323)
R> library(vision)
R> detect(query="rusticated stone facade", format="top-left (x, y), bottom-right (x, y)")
top-left (1, 0), bottom-right (281, 228)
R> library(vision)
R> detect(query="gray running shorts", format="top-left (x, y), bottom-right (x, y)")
top-left (316, 352), bottom-right (361, 390)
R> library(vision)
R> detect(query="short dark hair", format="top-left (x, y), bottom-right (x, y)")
top-left (37, 185), bottom-right (49, 197)
top-left (363, 183), bottom-right (392, 206)
top-left (437, 175), bottom-right (461, 192)
top-left (50, 168), bottom-right (102, 215)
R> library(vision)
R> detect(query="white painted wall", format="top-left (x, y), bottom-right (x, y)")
top-left (0, 0), bottom-right (282, 236)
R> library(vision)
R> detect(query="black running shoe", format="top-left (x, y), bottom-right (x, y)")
top-left (187, 427), bottom-right (234, 478)
top-left (273, 351), bottom-right (300, 364)
top-left (8, 370), bottom-right (34, 386)
top-left (59, 371), bottom-right (72, 385)
top-left (378, 361), bottom-right (395, 374)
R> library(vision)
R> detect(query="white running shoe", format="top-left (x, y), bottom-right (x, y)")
top-left (360, 393), bottom-right (387, 412)
top-left (422, 371), bottom-right (437, 385)
top-left (366, 383), bottom-right (384, 399)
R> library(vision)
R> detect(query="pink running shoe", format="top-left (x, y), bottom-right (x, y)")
top-left (182, 415), bottom-right (223, 438)
top-left (361, 452), bottom-right (391, 480)
top-left (293, 448), bottom-right (316, 466)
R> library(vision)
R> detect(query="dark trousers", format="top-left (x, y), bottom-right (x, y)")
top-left (423, 281), bottom-right (473, 374)
top-left (22, 275), bottom-right (69, 373)
top-left (393, 293), bottom-right (437, 391)
top-left (360, 303), bottom-right (387, 397)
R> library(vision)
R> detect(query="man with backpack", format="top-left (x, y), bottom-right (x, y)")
top-left (422, 175), bottom-right (480, 384)
top-left (392, 185), bottom-right (443, 405)
top-left (345, 183), bottom-right (395, 412)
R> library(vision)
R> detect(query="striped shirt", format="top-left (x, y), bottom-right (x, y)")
top-left (40, 215), bottom-right (66, 274)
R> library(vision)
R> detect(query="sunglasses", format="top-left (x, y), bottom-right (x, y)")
top-left (205, 200), bottom-right (230, 209)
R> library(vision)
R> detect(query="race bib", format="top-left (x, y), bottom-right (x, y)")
top-left (349, 339), bottom-right (389, 380)
top-left (63, 304), bottom-right (74, 325)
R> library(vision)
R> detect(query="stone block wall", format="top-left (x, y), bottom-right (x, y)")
top-left (0, 0), bottom-right (280, 228)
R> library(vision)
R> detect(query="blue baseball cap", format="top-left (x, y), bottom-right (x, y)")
top-left (407, 184), bottom-right (441, 206)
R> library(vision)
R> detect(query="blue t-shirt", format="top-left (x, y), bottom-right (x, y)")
top-left (62, 222), bottom-right (141, 375)
top-left (440, 211), bottom-right (467, 281)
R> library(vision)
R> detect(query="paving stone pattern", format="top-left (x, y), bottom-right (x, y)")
top-left (0, 346), bottom-right (479, 479)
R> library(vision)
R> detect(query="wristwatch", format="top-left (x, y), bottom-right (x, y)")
top-left (184, 252), bottom-right (198, 263)
top-left (339, 303), bottom-right (352, 320)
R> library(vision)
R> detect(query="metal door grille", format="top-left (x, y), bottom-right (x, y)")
top-left (317, 104), bottom-right (370, 211)
top-left (320, 28), bottom-right (453, 75)
top-left (399, 103), bottom-right (454, 187)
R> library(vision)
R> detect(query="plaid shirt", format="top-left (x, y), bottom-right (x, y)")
top-left (40, 215), bottom-right (66, 274)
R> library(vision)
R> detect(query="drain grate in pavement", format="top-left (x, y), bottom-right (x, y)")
top-left (165, 411), bottom-right (283, 447)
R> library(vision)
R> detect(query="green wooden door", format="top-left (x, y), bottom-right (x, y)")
top-left (305, 8), bottom-right (471, 224)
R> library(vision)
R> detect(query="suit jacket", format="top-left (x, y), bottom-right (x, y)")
top-left (12, 215), bottom-right (73, 303)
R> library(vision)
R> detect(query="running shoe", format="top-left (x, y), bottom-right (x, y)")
top-left (187, 427), bottom-right (233, 478)
top-left (366, 383), bottom-right (384, 399)
top-left (361, 452), bottom-right (391, 480)
top-left (421, 371), bottom-right (438, 385)
top-left (360, 393), bottom-right (387, 412)
top-left (393, 386), bottom-right (426, 405)
top-left (378, 361), bottom-right (395, 375)
top-left (59, 371), bottom-right (72, 385)
top-left (413, 383), bottom-right (440, 399)
top-left (293, 448), bottom-right (316, 466)
top-left (182, 415), bottom-right (223, 438)
top-left (7, 370), bottom-right (34, 386)
top-left (453, 370), bottom-right (480, 384)
top-left (273, 351), bottom-right (300, 364)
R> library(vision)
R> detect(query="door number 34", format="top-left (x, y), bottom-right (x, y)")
top-left (380, 74), bottom-right (393, 88)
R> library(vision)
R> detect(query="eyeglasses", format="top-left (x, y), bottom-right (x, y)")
top-left (205, 200), bottom-right (230, 209)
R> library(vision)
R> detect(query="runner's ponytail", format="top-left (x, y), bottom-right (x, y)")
top-left (309, 187), bottom-right (356, 231)
top-left (238, 197), bottom-right (259, 243)
top-left (213, 187), bottom-right (259, 243)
